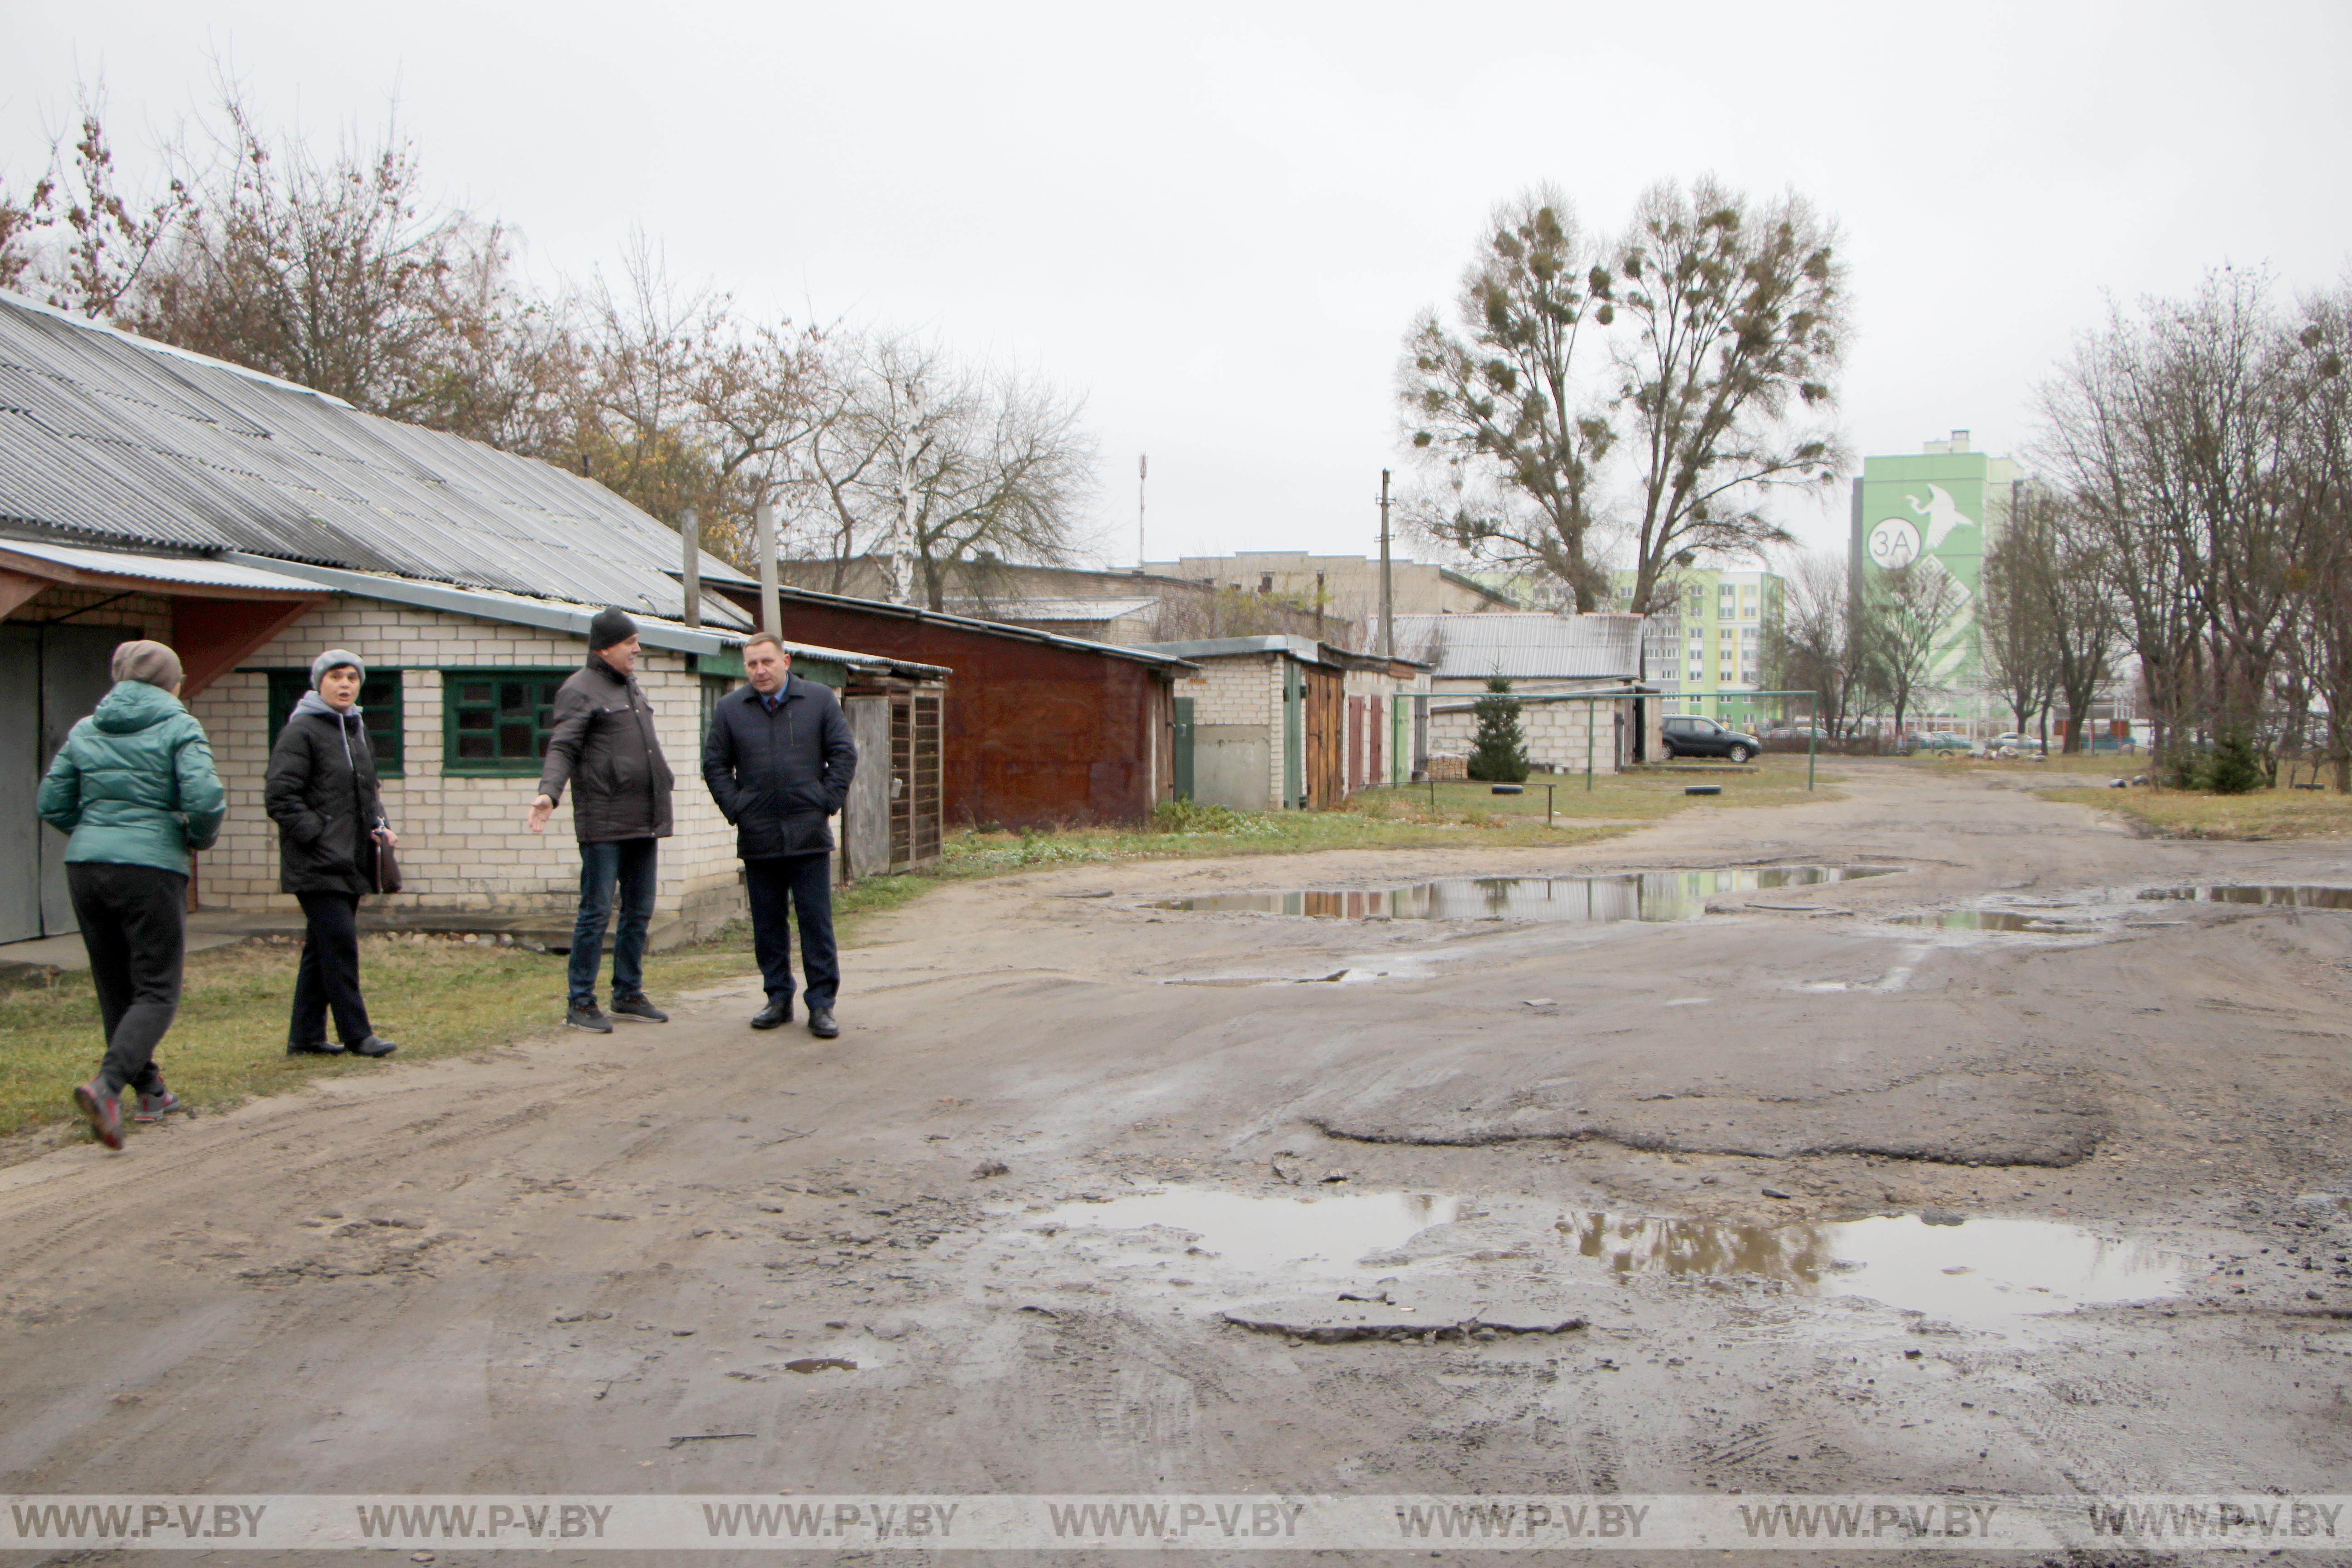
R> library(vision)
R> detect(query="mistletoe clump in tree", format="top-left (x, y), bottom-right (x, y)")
top-left (1468, 677), bottom-right (1530, 783)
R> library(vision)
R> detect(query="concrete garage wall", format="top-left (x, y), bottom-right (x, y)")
top-left (1192, 726), bottom-right (1271, 812)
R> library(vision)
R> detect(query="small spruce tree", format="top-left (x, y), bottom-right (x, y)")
top-left (2202, 732), bottom-right (2267, 794)
top-left (1467, 676), bottom-right (1530, 783)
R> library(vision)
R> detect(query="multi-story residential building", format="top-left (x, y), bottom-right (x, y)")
top-left (1851, 430), bottom-right (2019, 729)
top-left (1609, 565), bottom-right (1784, 727)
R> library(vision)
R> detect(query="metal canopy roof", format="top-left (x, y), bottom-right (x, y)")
top-left (764, 582), bottom-right (1197, 671)
top-left (1392, 612), bottom-right (1645, 680)
top-left (0, 290), bottom-right (749, 623)
top-left (0, 537), bottom-right (320, 593)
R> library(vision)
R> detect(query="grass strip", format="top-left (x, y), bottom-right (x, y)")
top-left (0, 874), bottom-right (930, 1147)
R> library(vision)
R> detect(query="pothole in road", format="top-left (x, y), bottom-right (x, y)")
top-left (1021, 1188), bottom-right (1471, 1285)
top-left (1153, 865), bottom-right (1903, 923)
top-left (1569, 1211), bottom-right (2185, 1329)
top-left (2142, 884), bottom-right (2352, 910)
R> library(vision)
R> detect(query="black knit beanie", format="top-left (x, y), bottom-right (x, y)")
top-left (588, 607), bottom-right (638, 651)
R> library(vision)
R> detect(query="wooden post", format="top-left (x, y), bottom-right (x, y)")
top-left (681, 507), bottom-right (701, 629)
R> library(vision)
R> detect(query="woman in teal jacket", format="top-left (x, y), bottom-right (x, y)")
top-left (36, 639), bottom-right (225, 1150)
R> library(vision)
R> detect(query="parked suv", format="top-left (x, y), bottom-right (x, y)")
top-left (1661, 715), bottom-right (1761, 763)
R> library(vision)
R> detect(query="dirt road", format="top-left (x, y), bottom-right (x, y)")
top-left (3, 761), bottom-right (2350, 1558)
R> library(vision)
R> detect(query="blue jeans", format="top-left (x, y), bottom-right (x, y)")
top-left (568, 838), bottom-right (657, 1008)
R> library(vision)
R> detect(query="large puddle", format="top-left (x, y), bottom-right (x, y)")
top-left (1007, 1188), bottom-right (2184, 1333)
top-left (1155, 865), bottom-right (1901, 923)
top-left (1888, 910), bottom-right (2083, 934)
top-left (1570, 1212), bottom-right (2185, 1330)
top-left (2142, 884), bottom-right (2352, 910)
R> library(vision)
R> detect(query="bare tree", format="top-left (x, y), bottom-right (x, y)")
top-left (2037, 490), bottom-right (2122, 752)
top-left (1977, 502), bottom-right (2063, 739)
top-left (1864, 560), bottom-right (1964, 742)
top-left (1398, 189), bottom-right (1614, 608)
top-left (2284, 281), bottom-right (2352, 788)
top-left (0, 88), bottom-right (195, 315)
top-left (791, 331), bottom-right (1097, 609)
top-left (1611, 178), bottom-right (1849, 614)
top-left (1765, 550), bottom-right (1870, 740)
top-left (132, 98), bottom-right (499, 421)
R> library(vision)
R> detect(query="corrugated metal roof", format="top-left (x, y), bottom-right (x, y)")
top-left (1136, 634), bottom-right (1328, 664)
top-left (0, 537), bottom-right (319, 592)
top-left (767, 582), bottom-right (1196, 671)
top-left (0, 291), bottom-right (746, 622)
top-left (941, 596), bottom-right (1159, 622)
top-left (1391, 612), bottom-right (1645, 679)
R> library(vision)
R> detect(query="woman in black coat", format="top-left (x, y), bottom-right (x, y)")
top-left (264, 649), bottom-right (399, 1059)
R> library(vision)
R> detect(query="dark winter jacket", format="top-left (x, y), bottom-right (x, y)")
top-left (265, 692), bottom-right (387, 897)
top-left (536, 653), bottom-right (676, 843)
top-left (701, 676), bottom-right (858, 861)
top-left (38, 679), bottom-right (225, 876)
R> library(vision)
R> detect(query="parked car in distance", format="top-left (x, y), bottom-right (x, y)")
top-left (1662, 715), bottom-right (1761, 763)
top-left (1762, 725), bottom-right (1828, 744)
top-left (1986, 732), bottom-right (2048, 755)
top-left (1908, 732), bottom-right (1975, 755)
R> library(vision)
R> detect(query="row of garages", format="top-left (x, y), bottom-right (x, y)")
top-left (0, 289), bottom-right (1656, 951)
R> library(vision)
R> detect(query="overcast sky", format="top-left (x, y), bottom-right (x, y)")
top-left (10, 1), bottom-right (2351, 572)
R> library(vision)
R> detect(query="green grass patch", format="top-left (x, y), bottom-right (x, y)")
top-left (0, 873), bottom-right (931, 1147)
top-left (2035, 784), bottom-right (2352, 841)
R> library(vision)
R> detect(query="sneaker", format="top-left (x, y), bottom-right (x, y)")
top-left (611, 993), bottom-right (670, 1024)
top-left (133, 1089), bottom-right (185, 1123)
top-left (73, 1078), bottom-right (124, 1151)
top-left (567, 1004), bottom-right (614, 1034)
top-left (806, 1008), bottom-right (840, 1040)
top-left (349, 1035), bottom-right (398, 1058)
top-left (287, 1040), bottom-right (346, 1056)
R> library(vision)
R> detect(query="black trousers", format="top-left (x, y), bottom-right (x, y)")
top-left (65, 862), bottom-right (186, 1097)
top-left (290, 891), bottom-right (375, 1048)
top-left (745, 853), bottom-right (839, 1011)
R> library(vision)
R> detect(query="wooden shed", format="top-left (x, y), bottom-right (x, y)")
top-left (714, 583), bottom-right (1193, 831)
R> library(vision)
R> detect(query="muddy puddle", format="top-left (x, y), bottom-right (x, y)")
top-left (1570, 1211), bottom-right (2184, 1329)
top-left (1888, 910), bottom-right (2083, 933)
top-left (2142, 884), bottom-right (2352, 910)
top-left (1000, 1187), bottom-right (2183, 1335)
top-left (1154, 865), bottom-right (1901, 924)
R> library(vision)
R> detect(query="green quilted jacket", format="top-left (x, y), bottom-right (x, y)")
top-left (38, 680), bottom-right (226, 876)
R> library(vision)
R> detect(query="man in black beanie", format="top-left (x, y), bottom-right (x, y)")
top-left (528, 607), bottom-right (676, 1032)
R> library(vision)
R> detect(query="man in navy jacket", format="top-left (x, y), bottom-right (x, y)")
top-left (702, 633), bottom-right (858, 1037)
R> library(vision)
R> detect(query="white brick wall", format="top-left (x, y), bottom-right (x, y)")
top-left (186, 598), bottom-right (745, 932)
top-left (1427, 680), bottom-right (1632, 775)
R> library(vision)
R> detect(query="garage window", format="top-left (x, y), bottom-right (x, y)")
top-left (441, 670), bottom-right (570, 775)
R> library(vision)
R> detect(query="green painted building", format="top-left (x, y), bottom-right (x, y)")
top-left (1610, 565), bottom-right (1784, 726)
top-left (1850, 431), bottom-right (2019, 719)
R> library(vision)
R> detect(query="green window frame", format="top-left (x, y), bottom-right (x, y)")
top-left (441, 668), bottom-right (572, 775)
top-left (266, 668), bottom-right (404, 778)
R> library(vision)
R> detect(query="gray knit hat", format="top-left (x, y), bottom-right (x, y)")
top-left (311, 648), bottom-right (364, 688)
top-left (111, 639), bottom-right (182, 690)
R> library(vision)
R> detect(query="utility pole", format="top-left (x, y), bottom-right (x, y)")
top-left (1137, 453), bottom-right (1148, 569)
top-left (754, 500), bottom-right (780, 637)
top-left (1377, 468), bottom-right (1394, 660)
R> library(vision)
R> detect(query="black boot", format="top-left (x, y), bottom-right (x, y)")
top-left (750, 997), bottom-right (792, 1030)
